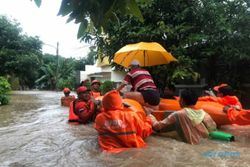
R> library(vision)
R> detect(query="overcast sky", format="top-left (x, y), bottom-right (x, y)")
top-left (0, 0), bottom-right (91, 59)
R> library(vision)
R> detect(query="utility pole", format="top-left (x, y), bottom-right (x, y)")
top-left (42, 42), bottom-right (60, 90)
top-left (56, 42), bottom-right (59, 57)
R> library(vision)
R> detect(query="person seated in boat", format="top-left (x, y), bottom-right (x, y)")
top-left (117, 59), bottom-right (160, 110)
top-left (61, 87), bottom-right (75, 107)
top-left (90, 80), bottom-right (102, 99)
top-left (94, 90), bottom-right (153, 153)
top-left (199, 83), bottom-right (242, 110)
top-left (147, 89), bottom-right (217, 144)
top-left (162, 84), bottom-right (177, 99)
top-left (69, 86), bottom-right (100, 124)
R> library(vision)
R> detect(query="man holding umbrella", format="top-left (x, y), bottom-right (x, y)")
top-left (117, 59), bottom-right (160, 110)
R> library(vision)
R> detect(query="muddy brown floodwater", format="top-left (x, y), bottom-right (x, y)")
top-left (0, 91), bottom-right (249, 167)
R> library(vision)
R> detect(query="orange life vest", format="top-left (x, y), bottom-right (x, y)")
top-left (68, 100), bottom-right (79, 122)
top-left (75, 100), bottom-right (95, 124)
top-left (90, 91), bottom-right (101, 99)
top-left (61, 95), bottom-right (75, 107)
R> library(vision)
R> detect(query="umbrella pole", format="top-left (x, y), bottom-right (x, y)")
top-left (144, 50), bottom-right (146, 66)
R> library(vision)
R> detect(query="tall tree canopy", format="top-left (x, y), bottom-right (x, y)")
top-left (0, 15), bottom-right (43, 88)
top-left (55, 0), bottom-right (250, 88)
top-left (32, 0), bottom-right (250, 89)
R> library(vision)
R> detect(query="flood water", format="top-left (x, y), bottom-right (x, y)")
top-left (0, 91), bottom-right (250, 167)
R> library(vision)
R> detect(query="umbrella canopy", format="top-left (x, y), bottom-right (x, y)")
top-left (114, 42), bottom-right (177, 68)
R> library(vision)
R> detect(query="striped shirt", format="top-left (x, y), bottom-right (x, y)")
top-left (123, 67), bottom-right (157, 92)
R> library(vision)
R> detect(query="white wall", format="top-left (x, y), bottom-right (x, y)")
top-left (79, 64), bottom-right (126, 84)
top-left (80, 71), bottom-right (88, 82)
top-left (80, 65), bottom-right (101, 82)
top-left (85, 65), bottom-right (102, 73)
top-left (111, 70), bottom-right (125, 82)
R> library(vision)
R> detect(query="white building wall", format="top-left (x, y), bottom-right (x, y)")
top-left (80, 71), bottom-right (88, 82)
top-left (85, 65), bottom-right (102, 73)
top-left (80, 65), bottom-right (101, 82)
top-left (100, 66), bottom-right (111, 72)
top-left (79, 64), bottom-right (126, 84)
top-left (111, 70), bottom-right (125, 82)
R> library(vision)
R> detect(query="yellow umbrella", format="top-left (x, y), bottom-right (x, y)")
top-left (114, 42), bottom-right (177, 68)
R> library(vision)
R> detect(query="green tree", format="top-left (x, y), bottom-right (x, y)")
top-left (33, 0), bottom-right (250, 91)
top-left (193, 0), bottom-right (250, 87)
top-left (0, 76), bottom-right (11, 105)
top-left (62, 0), bottom-right (249, 89)
top-left (36, 57), bottom-right (75, 90)
top-left (57, 0), bottom-right (143, 36)
top-left (100, 80), bottom-right (115, 94)
top-left (0, 16), bottom-right (43, 89)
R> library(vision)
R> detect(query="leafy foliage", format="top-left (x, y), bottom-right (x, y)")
top-left (12, 0), bottom-right (250, 93)
top-left (57, 0), bottom-right (250, 90)
top-left (100, 80), bottom-right (115, 94)
top-left (0, 16), bottom-right (43, 89)
top-left (57, 0), bottom-right (144, 37)
top-left (0, 76), bottom-right (11, 105)
top-left (36, 57), bottom-right (75, 90)
top-left (0, 15), bottom-right (96, 91)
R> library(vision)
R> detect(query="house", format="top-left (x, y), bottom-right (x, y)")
top-left (79, 57), bottom-right (126, 86)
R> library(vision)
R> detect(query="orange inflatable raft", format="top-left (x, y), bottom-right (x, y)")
top-left (122, 98), bottom-right (147, 121)
top-left (152, 99), bottom-right (230, 126)
top-left (95, 96), bottom-right (146, 120)
top-left (195, 101), bottom-right (230, 126)
top-left (97, 97), bottom-right (147, 121)
top-left (70, 96), bottom-right (231, 126)
top-left (152, 99), bottom-right (180, 121)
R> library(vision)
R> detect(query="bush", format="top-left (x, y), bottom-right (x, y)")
top-left (100, 80), bottom-right (115, 95)
top-left (0, 95), bottom-right (9, 105)
top-left (0, 76), bottom-right (11, 105)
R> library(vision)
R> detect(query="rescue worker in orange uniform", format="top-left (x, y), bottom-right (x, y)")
top-left (223, 106), bottom-right (250, 125)
top-left (90, 80), bottom-right (102, 98)
top-left (94, 90), bottom-right (153, 153)
top-left (199, 84), bottom-right (242, 110)
top-left (61, 87), bottom-right (75, 107)
top-left (68, 86), bottom-right (99, 124)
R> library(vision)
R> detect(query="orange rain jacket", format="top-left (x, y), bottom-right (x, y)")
top-left (94, 90), bottom-right (152, 153)
top-left (226, 108), bottom-right (250, 125)
top-left (199, 96), bottom-right (242, 109)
